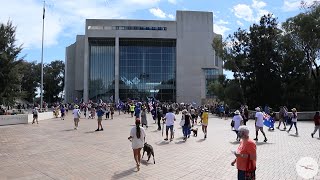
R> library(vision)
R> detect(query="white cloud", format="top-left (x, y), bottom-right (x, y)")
top-left (149, 7), bottom-right (175, 19)
top-left (214, 24), bottom-right (231, 36)
top-left (217, 19), bottom-right (229, 25)
top-left (232, 0), bottom-right (269, 22)
top-left (237, 20), bottom-right (244, 27)
top-left (149, 8), bottom-right (167, 18)
top-left (282, 0), bottom-right (319, 12)
top-left (0, 0), bottom-right (161, 49)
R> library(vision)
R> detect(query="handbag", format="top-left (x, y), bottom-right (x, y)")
top-left (231, 120), bottom-right (235, 127)
top-left (245, 155), bottom-right (256, 180)
top-left (179, 119), bottom-right (185, 126)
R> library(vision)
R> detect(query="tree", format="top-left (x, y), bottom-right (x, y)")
top-left (19, 61), bottom-right (41, 102)
top-left (282, 2), bottom-right (320, 109)
top-left (43, 60), bottom-right (65, 103)
top-left (0, 21), bottom-right (23, 105)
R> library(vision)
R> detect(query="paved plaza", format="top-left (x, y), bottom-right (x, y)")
top-left (0, 112), bottom-right (320, 180)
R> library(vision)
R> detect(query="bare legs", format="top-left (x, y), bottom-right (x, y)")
top-left (133, 148), bottom-right (141, 171)
top-left (202, 125), bottom-right (207, 138)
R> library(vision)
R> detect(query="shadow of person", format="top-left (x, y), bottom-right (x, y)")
top-left (155, 141), bottom-right (170, 146)
top-left (289, 134), bottom-right (299, 137)
top-left (61, 129), bottom-right (74, 132)
top-left (111, 167), bottom-right (136, 180)
top-left (174, 140), bottom-right (186, 144)
top-left (229, 141), bottom-right (240, 145)
top-left (84, 131), bottom-right (96, 134)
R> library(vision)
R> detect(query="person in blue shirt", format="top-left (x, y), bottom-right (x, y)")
top-left (134, 104), bottom-right (141, 119)
top-left (60, 105), bottom-right (65, 120)
top-left (96, 106), bottom-right (105, 131)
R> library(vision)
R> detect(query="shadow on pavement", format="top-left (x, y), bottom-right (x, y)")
top-left (289, 134), bottom-right (299, 137)
top-left (256, 142), bottom-right (275, 146)
top-left (197, 139), bottom-right (206, 143)
top-left (155, 141), bottom-right (170, 146)
top-left (84, 131), bottom-right (96, 134)
top-left (174, 140), bottom-right (186, 144)
top-left (61, 129), bottom-right (75, 132)
top-left (111, 167), bottom-right (136, 180)
top-left (229, 141), bottom-right (240, 145)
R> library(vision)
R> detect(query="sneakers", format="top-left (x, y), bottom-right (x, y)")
top-left (95, 129), bottom-right (100, 131)
top-left (164, 138), bottom-right (168, 141)
top-left (264, 138), bottom-right (268, 142)
top-left (253, 138), bottom-right (258, 141)
top-left (311, 133), bottom-right (314, 138)
top-left (100, 128), bottom-right (104, 131)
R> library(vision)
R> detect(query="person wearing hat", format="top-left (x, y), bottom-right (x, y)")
top-left (202, 109), bottom-right (209, 139)
top-left (287, 108), bottom-right (298, 135)
top-left (232, 110), bottom-right (243, 141)
top-left (72, 105), bottom-right (81, 130)
top-left (128, 119), bottom-right (146, 171)
top-left (254, 107), bottom-right (268, 142)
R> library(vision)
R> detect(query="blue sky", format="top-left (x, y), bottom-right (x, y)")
top-left (0, 0), bottom-right (317, 66)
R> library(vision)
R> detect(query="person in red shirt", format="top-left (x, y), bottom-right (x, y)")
top-left (311, 112), bottom-right (320, 138)
top-left (231, 125), bottom-right (257, 179)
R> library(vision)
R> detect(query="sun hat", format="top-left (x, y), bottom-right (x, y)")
top-left (182, 109), bottom-right (188, 114)
top-left (291, 108), bottom-right (297, 112)
top-left (255, 107), bottom-right (261, 111)
top-left (234, 110), bottom-right (240, 115)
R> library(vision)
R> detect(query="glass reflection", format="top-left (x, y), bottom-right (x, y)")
top-left (119, 38), bottom-right (176, 102)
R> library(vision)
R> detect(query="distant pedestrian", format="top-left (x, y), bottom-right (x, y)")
top-left (231, 126), bottom-right (256, 180)
top-left (128, 119), bottom-right (146, 171)
top-left (32, 107), bottom-right (39, 124)
top-left (182, 109), bottom-right (191, 141)
top-left (73, 105), bottom-right (81, 130)
top-left (60, 106), bottom-right (65, 120)
top-left (157, 107), bottom-right (162, 131)
top-left (242, 105), bottom-right (249, 126)
top-left (202, 109), bottom-right (209, 139)
top-left (110, 105), bottom-right (115, 119)
top-left (130, 104), bottom-right (135, 117)
top-left (277, 106), bottom-right (287, 130)
top-left (163, 108), bottom-right (176, 141)
top-left (287, 108), bottom-right (298, 135)
top-left (105, 105), bottom-right (110, 119)
top-left (232, 110), bottom-right (243, 141)
top-left (96, 106), bottom-right (104, 131)
top-left (225, 104), bottom-right (230, 120)
top-left (311, 112), bottom-right (320, 138)
top-left (254, 107), bottom-right (268, 142)
top-left (141, 107), bottom-right (148, 128)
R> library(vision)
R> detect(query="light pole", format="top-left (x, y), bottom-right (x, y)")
top-left (40, 1), bottom-right (45, 112)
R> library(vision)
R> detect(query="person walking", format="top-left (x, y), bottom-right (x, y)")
top-left (232, 110), bottom-right (243, 141)
top-left (141, 107), bottom-right (148, 128)
top-left (96, 106), bottom-right (104, 131)
top-left (277, 106), bottom-right (287, 130)
top-left (110, 105), bottom-right (115, 119)
top-left (60, 105), bottom-right (65, 120)
top-left (128, 119), bottom-right (146, 171)
top-left (254, 107), bottom-right (267, 142)
top-left (157, 107), bottom-right (162, 131)
top-left (32, 107), bottom-right (39, 124)
top-left (231, 126), bottom-right (257, 180)
top-left (287, 108), bottom-right (298, 135)
top-left (182, 109), bottom-right (191, 141)
top-left (242, 105), bottom-right (249, 126)
top-left (130, 103), bottom-right (135, 117)
top-left (311, 112), bottom-right (320, 138)
top-left (163, 108), bottom-right (176, 141)
top-left (73, 105), bottom-right (81, 130)
top-left (105, 105), bottom-right (110, 119)
top-left (202, 109), bottom-right (209, 139)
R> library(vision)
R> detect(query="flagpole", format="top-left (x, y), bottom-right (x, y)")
top-left (40, 0), bottom-right (45, 112)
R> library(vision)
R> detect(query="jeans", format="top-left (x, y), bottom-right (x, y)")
top-left (312, 125), bottom-right (320, 137)
top-left (182, 125), bottom-right (190, 137)
top-left (288, 122), bottom-right (298, 132)
top-left (238, 170), bottom-right (255, 180)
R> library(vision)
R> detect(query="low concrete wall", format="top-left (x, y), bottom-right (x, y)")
top-left (0, 112), bottom-right (54, 126)
top-left (248, 111), bottom-right (316, 121)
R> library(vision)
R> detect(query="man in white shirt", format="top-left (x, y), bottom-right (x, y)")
top-left (254, 107), bottom-right (267, 142)
top-left (73, 105), bottom-right (81, 130)
top-left (163, 108), bottom-right (176, 141)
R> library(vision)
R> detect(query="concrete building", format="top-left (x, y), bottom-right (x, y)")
top-left (65, 10), bottom-right (223, 104)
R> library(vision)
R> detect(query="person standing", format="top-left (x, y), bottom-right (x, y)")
top-left (182, 110), bottom-right (191, 141)
top-left (128, 119), bottom-right (146, 171)
top-left (277, 106), bottom-right (287, 130)
top-left (232, 110), bottom-right (243, 141)
top-left (254, 107), bottom-right (268, 142)
top-left (73, 105), bottom-right (81, 130)
top-left (202, 109), bottom-right (209, 139)
top-left (287, 108), bottom-right (298, 135)
top-left (141, 107), bottom-right (148, 128)
top-left (32, 107), bottom-right (39, 124)
top-left (163, 108), bottom-right (176, 141)
top-left (60, 105), bottom-right (65, 120)
top-left (157, 107), bottom-right (162, 131)
top-left (105, 105), bottom-right (110, 119)
top-left (231, 126), bottom-right (257, 179)
top-left (110, 105), bottom-right (115, 119)
top-left (130, 104), bottom-right (135, 117)
top-left (96, 106), bottom-right (104, 131)
top-left (311, 112), bottom-right (320, 138)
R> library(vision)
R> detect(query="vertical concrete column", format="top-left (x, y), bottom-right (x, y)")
top-left (83, 37), bottom-right (89, 102)
top-left (115, 37), bottom-right (120, 102)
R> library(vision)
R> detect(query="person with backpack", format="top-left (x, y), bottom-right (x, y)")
top-left (96, 106), bottom-right (105, 131)
top-left (311, 112), bottom-right (320, 138)
top-left (73, 105), bottom-right (81, 130)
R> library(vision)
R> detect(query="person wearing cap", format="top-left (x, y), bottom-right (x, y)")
top-left (254, 107), bottom-right (268, 142)
top-left (232, 110), bottom-right (243, 141)
top-left (72, 105), bottom-right (81, 130)
top-left (202, 109), bottom-right (209, 139)
top-left (287, 108), bottom-right (298, 135)
top-left (128, 119), bottom-right (146, 171)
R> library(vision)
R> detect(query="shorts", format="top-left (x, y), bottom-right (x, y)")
top-left (166, 125), bottom-right (174, 132)
top-left (97, 117), bottom-right (102, 121)
top-left (202, 123), bottom-right (208, 126)
top-left (74, 118), bottom-right (79, 122)
top-left (33, 115), bottom-right (38, 118)
top-left (255, 126), bottom-right (263, 131)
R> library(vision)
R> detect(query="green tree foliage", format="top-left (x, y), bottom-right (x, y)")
top-left (43, 60), bottom-right (65, 103)
top-left (19, 61), bottom-right (41, 102)
top-left (0, 21), bottom-right (23, 105)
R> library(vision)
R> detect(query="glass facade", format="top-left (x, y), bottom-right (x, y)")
top-left (89, 39), bottom-right (115, 102)
top-left (204, 68), bottom-right (219, 98)
top-left (119, 38), bottom-right (176, 102)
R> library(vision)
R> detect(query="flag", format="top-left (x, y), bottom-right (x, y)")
top-left (109, 95), bottom-right (114, 102)
top-left (263, 113), bottom-right (274, 128)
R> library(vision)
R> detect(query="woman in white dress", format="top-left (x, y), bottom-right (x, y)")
top-left (232, 110), bottom-right (243, 141)
top-left (128, 119), bottom-right (146, 171)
